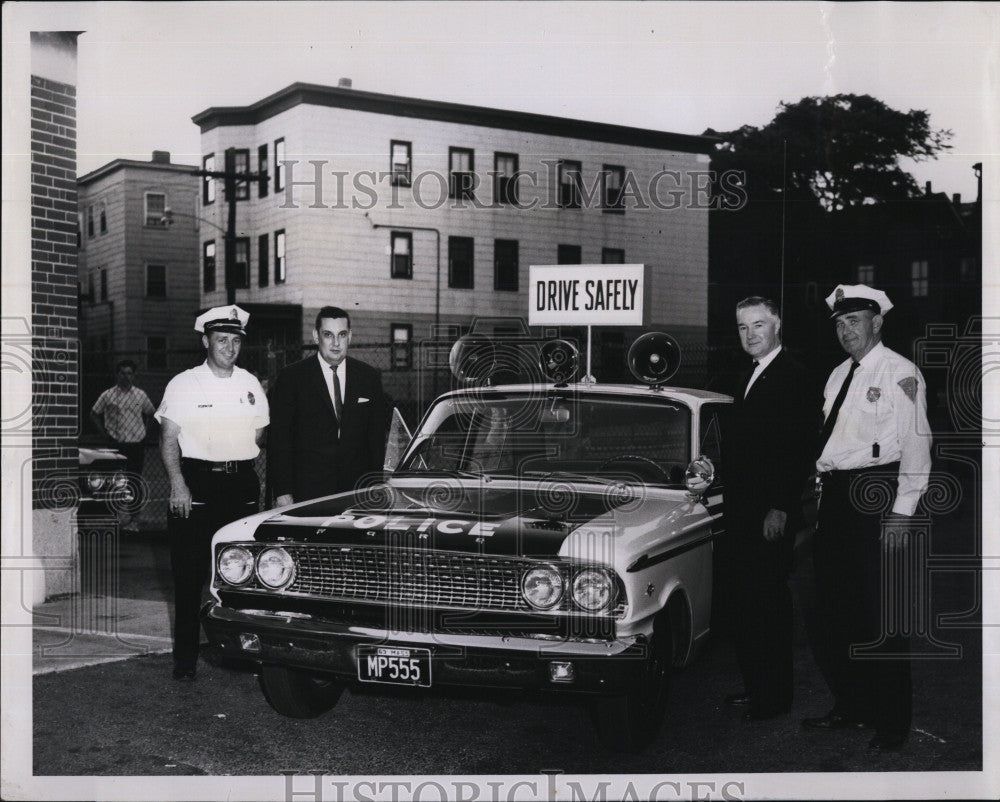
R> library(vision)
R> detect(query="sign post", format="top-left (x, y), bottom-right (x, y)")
top-left (528, 264), bottom-right (646, 381)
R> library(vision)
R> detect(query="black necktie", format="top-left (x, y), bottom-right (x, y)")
top-left (330, 365), bottom-right (343, 423)
top-left (743, 361), bottom-right (760, 398)
top-left (817, 361), bottom-right (859, 457)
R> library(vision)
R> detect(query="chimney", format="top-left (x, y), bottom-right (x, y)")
top-left (151, 150), bottom-right (171, 164)
top-left (952, 193), bottom-right (961, 206)
top-left (338, 77), bottom-right (353, 89)
top-left (924, 180), bottom-right (932, 195)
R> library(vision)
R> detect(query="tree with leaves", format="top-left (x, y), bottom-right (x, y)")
top-left (705, 94), bottom-right (952, 211)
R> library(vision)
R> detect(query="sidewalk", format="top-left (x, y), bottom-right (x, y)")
top-left (32, 594), bottom-right (173, 675)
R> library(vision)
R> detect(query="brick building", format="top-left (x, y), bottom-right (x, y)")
top-left (191, 81), bottom-right (716, 390)
top-left (29, 31), bottom-right (82, 597)
top-left (77, 151), bottom-right (200, 413)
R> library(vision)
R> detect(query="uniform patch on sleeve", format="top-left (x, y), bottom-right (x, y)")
top-left (898, 376), bottom-right (917, 402)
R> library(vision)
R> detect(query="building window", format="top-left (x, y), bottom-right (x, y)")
top-left (87, 205), bottom-right (95, 237)
top-left (857, 264), bottom-right (875, 284)
top-left (494, 239), bottom-right (519, 292)
top-left (231, 149), bottom-right (250, 200)
top-left (602, 165), bottom-right (625, 213)
top-left (558, 160), bottom-right (583, 208)
top-left (258, 234), bottom-right (269, 287)
top-left (391, 231), bottom-right (412, 279)
top-left (76, 212), bottom-right (83, 247)
top-left (147, 336), bottom-right (167, 370)
top-left (202, 154), bottom-right (215, 205)
top-left (145, 264), bottom-right (166, 298)
top-left (99, 267), bottom-right (107, 301)
top-left (257, 144), bottom-right (269, 198)
top-left (911, 260), bottom-right (929, 297)
top-left (275, 230), bottom-right (286, 284)
top-left (144, 192), bottom-right (166, 227)
top-left (390, 140), bottom-right (412, 187)
top-left (203, 241), bottom-right (216, 292)
top-left (494, 152), bottom-right (519, 206)
top-left (558, 244), bottom-right (582, 265)
top-left (233, 237), bottom-right (250, 289)
top-left (99, 201), bottom-right (107, 234)
top-left (274, 138), bottom-right (286, 193)
top-left (391, 324), bottom-right (413, 370)
top-left (449, 236), bottom-right (474, 289)
top-left (449, 147), bottom-right (475, 200)
top-left (959, 256), bottom-right (978, 282)
top-left (87, 271), bottom-right (95, 302)
top-left (602, 248), bottom-right (625, 264)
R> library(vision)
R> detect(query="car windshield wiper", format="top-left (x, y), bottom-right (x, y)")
top-left (519, 469), bottom-right (616, 486)
top-left (392, 467), bottom-right (483, 480)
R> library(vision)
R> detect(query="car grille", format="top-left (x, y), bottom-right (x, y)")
top-left (286, 545), bottom-right (532, 612)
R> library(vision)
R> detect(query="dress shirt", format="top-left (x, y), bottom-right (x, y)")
top-left (744, 345), bottom-right (782, 397)
top-left (816, 341), bottom-right (931, 515)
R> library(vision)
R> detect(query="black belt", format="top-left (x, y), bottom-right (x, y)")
top-left (819, 462), bottom-right (900, 480)
top-left (182, 457), bottom-right (254, 474)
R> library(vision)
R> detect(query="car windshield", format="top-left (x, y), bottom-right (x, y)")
top-left (396, 391), bottom-right (691, 486)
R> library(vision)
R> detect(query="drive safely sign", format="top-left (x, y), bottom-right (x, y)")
top-left (529, 264), bottom-right (645, 326)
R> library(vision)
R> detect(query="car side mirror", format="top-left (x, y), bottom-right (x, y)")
top-left (684, 455), bottom-right (715, 498)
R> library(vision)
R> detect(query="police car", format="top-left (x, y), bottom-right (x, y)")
top-left (202, 333), bottom-right (730, 752)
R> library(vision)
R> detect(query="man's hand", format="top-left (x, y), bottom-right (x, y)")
top-left (275, 494), bottom-right (294, 508)
top-left (169, 481), bottom-right (193, 518)
top-left (763, 509), bottom-right (788, 542)
top-left (881, 512), bottom-right (912, 550)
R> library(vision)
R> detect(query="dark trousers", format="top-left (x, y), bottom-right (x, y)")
top-left (718, 508), bottom-right (795, 713)
top-left (812, 466), bottom-right (911, 738)
top-left (168, 463), bottom-right (259, 670)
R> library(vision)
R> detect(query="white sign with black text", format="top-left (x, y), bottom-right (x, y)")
top-left (529, 264), bottom-right (645, 326)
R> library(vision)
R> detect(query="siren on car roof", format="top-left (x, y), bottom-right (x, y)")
top-left (538, 339), bottom-right (580, 386)
top-left (627, 332), bottom-right (681, 389)
top-left (449, 334), bottom-right (498, 385)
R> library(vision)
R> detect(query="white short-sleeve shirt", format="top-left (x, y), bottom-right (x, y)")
top-left (154, 362), bottom-right (270, 461)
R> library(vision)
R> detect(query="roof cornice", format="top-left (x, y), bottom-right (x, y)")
top-left (192, 82), bottom-right (718, 155)
top-left (78, 159), bottom-right (198, 187)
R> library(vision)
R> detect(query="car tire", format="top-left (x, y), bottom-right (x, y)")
top-left (592, 620), bottom-right (672, 752)
top-left (258, 664), bottom-right (344, 719)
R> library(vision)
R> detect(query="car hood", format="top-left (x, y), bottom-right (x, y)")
top-left (235, 479), bottom-right (705, 561)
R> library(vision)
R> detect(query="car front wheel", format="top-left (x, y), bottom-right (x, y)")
top-left (259, 664), bottom-right (344, 719)
top-left (592, 622), bottom-right (672, 752)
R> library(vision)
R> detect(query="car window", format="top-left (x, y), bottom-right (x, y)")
top-left (398, 392), bottom-right (691, 485)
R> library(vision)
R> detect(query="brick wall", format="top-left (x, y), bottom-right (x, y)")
top-left (31, 74), bottom-right (79, 505)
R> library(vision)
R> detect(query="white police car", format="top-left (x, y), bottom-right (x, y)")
top-left (202, 333), bottom-right (730, 752)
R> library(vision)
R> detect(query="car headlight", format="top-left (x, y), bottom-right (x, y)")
top-left (112, 472), bottom-right (129, 489)
top-left (521, 564), bottom-right (564, 610)
top-left (572, 567), bottom-right (615, 612)
top-left (87, 473), bottom-right (106, 491)
top-left (256, 547), bottom-right (295, 590)
top-left (218, 546), bottom-right (254, 585)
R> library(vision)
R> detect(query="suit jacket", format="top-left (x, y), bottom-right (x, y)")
top-left (721, 350), bottom-right (819, 530)
top-left (268, 355), bottom-right (388, 500)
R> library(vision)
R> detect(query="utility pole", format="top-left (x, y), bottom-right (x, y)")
top-left (191, 147), bottom-right (264, 305)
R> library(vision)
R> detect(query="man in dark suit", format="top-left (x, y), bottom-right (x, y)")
top-left (269, 306), bottom-right (388, 504)
top-left (718, 296), bottom-right (818, 720)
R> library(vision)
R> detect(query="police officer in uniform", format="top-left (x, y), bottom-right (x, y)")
top-left (802, 284), bottom-right (931, 751)
top-left (155, 305), bottom-right (269, 681)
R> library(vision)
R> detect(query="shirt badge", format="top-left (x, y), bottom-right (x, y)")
top-left (866, 387), bottom-right (881, 403)
top-left (247, 391), bottom-right (256, 405)
top-left (835, 287), bottom-right (845, 301)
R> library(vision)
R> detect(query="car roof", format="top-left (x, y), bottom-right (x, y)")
top-left (436, 383), bottom-right (733, 406)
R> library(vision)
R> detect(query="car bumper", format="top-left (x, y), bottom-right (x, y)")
top-left (202, 602), bottom-right (650, 695)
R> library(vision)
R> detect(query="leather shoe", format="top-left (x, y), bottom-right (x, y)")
top-left (172, 666), bottom-right (196, 682)
top-left (868, 733), bottom-right (907, 751)
top-left (724, 693), bottom-right (752, 707)
top-left (802, 710), bottom-right (867, 730)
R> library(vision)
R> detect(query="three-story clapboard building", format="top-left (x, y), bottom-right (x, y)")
top-left (192, 80), bottom-right (715, 389)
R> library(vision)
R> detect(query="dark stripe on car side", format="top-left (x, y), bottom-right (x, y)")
top-left (626, 530), bottom-right (714, 573)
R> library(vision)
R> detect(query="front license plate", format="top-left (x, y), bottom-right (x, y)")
top-left (357, 645), bottom-right (432, 687)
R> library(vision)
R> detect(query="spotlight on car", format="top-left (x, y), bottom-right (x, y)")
top-left (521, 565), bottom-right (564, 610)
top-left (256, 547), bottom-right (296, 590)
top-left (218, 546), bottom-right (254, 585)
top-left (572, 567), bottom-right (615, 612)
